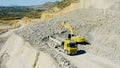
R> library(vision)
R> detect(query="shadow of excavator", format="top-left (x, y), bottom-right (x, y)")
top-left (77, 41), bottom-right (91, 45)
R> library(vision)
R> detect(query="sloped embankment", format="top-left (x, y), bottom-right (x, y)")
top-left (0, 33), bottom-right (76, 68)
top-left (0, 33), bottom-right (58, 68)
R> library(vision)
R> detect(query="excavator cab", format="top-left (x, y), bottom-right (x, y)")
top-left (68, 33), bottom-right (74, 39)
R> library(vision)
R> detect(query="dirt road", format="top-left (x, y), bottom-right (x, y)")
top-left (0, 20), bottom-right (25, 49)
top-left (64, 53), bottom-right (120, 68)
top-left (0, 20), bottom-right (25, 37)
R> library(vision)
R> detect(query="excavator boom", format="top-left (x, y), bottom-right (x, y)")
top-left (60, 21), bottom-right (86, 43)
top-left (61, 21), bottom-right (74, 35)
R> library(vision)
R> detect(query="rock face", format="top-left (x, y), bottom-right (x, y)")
top-left (0, 33), bottom-right (58, 68)
top-left (79, 0), bottom-right (120, 10)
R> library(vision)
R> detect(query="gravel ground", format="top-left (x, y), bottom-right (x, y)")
top-left (15, 8), bottom-right (120, 64)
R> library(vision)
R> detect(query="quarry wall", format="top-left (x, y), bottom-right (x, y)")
top-left (79, 0), bottom-right (120, 10)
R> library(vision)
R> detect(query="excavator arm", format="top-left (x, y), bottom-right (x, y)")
top-left (61, 21), bottom-right (74, 35)
top-left (60, 21), bottom-right (86, 43)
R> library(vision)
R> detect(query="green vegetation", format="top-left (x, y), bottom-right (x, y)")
top-left (52, 0), bottom-right (79, 9)
top-left (0, 0), bottom-right (79, 20)
top-left (0, 7), bottom-right (45, 20)
top-left (47, 0), bottom-right (79, 12)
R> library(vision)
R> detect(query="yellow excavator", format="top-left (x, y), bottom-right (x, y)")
top-left (61, 21), bottom-right (86, 43)
top-left (49, 21), bottom-right (86, 55)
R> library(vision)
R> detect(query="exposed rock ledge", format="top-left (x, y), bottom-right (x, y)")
top-left (0, 33), bottom-right (58, 68)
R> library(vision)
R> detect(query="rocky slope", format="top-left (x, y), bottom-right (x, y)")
top-left (79, 0), bottom-right (120, 10)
